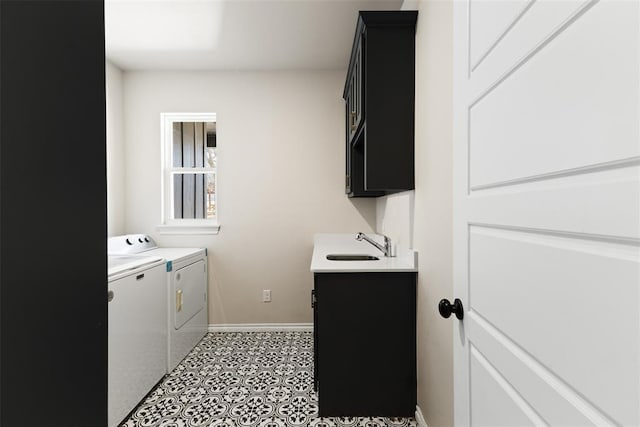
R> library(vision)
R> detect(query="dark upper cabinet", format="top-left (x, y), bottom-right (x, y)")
top-left (344, 11), bottom-right (418, 197)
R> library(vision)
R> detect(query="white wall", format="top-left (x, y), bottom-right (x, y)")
top-left (377, 1), bottom-right (454, 425)
top-left (376, 191), bottom-right (414, 248)
top-left (106, 61), bottom-right (126, 237)
top-left (122, 70), bottom-right (376, 325)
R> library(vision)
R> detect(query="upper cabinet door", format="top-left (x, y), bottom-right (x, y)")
top-left (347, 40), bottom-right (364, 144)
top-left (343, 11), bottom-right (418, 197)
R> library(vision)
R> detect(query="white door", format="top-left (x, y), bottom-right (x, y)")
top-left (174, 259), bottom-right (206, 329)
top-left (452, 1), bottom-right (639, 426)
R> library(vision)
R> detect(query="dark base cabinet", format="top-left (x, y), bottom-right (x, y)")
top-left (313, 272), bottom-right (417, 417)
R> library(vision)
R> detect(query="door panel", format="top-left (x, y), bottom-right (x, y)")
top-left (470, 0), bottom-right (590, 88)
top-left (469, 314), bottom-right (613, 426)
top-left (470, 345), bottom-right (541, 427)
top-left (174, 259), bottom-right (206, 329)
top-left (453, 0), bottom-right (640, 426)
top-left (469, 0), bottom-right (531, 71)
top-left (469, 0), bottom-right (639, 188)
top-left (469, 166), bottom-right (640, 239)
top-left (469, 226), bottom-right (639, 425)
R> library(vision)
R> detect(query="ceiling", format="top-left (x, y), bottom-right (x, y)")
top-left (105, 0), bottom-right (403, 71)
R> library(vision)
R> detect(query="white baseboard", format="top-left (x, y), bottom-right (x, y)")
top-left (415, 405), bottom-right (428, 427)
top-left (208, 323), bottom-right (313, 333)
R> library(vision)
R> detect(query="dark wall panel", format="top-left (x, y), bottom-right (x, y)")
top-left (0, 1), bottom-right (107, 426)
top-left (182, 122), bottom-right (195, 218)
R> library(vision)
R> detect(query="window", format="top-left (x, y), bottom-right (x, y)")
top-left (159, 113), bottom-right (219, 234)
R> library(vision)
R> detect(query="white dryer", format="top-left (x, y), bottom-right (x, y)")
top-left (108, 254), bottom-right (167, 427)
top-left (108, 235), bottom-right (209, 372)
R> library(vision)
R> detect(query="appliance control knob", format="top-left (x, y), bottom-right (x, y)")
top-left (138, 238), bottom-right (144, 243)
top-left (125, 238), bottom-right (133, 245)
top-left (144, 237), bottom-right (149, 242)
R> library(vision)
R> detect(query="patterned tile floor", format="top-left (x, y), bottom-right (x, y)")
top-left (122, 331), bottom-right (417, 427)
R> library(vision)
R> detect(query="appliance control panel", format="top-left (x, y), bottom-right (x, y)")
top-left (108, 234), bottom-right (158, 254)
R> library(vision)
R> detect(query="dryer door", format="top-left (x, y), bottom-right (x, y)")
top-left (174, 259), bottom-right (206, 329)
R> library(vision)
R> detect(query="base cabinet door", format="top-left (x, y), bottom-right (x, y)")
top-left (314, 272), bottom-right (417, 417)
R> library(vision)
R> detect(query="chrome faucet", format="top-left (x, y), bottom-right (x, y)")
top-left (355, 232), bottom-right (394, 257)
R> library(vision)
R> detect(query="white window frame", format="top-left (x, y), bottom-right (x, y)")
top-left (157, 112), bottom-right (220, 235)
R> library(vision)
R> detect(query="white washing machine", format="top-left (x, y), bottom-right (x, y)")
top-left (108, 254), bottom-right (167, 427)
top-left (108, 235), bottom-right (209, 373)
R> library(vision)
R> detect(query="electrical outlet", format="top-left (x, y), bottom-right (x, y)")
top-left (262, 289), bottom-right (272, 302)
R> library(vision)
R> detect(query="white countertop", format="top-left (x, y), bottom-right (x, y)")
top-left (310, 233), bottom-right (418, 273)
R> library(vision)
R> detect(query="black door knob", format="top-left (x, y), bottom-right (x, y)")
top-left (439, 298), bottom-right (464, 320)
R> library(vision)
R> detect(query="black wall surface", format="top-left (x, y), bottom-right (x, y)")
top-left (0, 1), bottom-right (107, 426)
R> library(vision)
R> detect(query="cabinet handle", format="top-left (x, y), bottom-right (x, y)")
top-left (311, 290), bottom-right (316, 308)
top-left (350, 113), bottom-right (357, 131)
